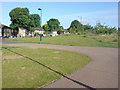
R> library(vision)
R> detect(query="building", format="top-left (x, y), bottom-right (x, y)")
top-left (0, 24), bottom-right (12, 38)
top-left (17, 27), bottom-right (26, 38)
top-left (48, 31), bottom-right (58, 36)
top-left (0, 25), bottom-right (2, 38)
top-left (34, 27), bottom-right (44, 34)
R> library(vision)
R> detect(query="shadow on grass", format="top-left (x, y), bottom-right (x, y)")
top-left (2, 47), bottom-right (96, 90)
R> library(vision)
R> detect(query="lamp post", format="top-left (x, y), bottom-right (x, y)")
top-left (38, 8), bottom-right (43, 43)
top-left (38, 8), bottom-right (42, 28)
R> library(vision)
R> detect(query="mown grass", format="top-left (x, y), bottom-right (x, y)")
top-left (0, 48), bottom-right (2, 89)
top-left (2, 45), bottom-right (90, 88)
top-left (8, 34), bottom-right (118, 48)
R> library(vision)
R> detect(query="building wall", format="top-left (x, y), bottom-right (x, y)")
top-left (17, 27), bottom-right (26, 38)
top-left (34, 30), bottom-right (44, 34)
top-left (0, 28), bottom-right (2, 37)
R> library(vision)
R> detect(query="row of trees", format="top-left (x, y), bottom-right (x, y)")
top-left (9, 7), bottom-right (117, 35)
top-left (67, 20), bottom-right (117, 35)
top-left (43, 19), bottom-right (117, 35)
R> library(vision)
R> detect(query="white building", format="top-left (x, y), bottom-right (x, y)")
top-left (17, 27), bottom-right (26, 38)
top-left (34, 28), bottom-right (44, 34)
top-left (51, 31), bottom-right (58, 36)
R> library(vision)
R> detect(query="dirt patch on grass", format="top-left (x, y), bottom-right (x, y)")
top-left (41, 57), bottom-right (47, 59)
top-left (21, 66), bottom-right (26, 70)
top-left (3, 55), bottom-right (23, 59)
top-left (53, 57), bottom-right (60, 59)
top-left (52, 51), bottom-right (62, 54)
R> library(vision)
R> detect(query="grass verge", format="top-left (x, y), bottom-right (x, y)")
top-left (7, 34), bottom-right (118, 48)
top-left (2, 45), bottom-right (90, 88)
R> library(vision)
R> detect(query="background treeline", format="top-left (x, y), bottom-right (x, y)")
top-left (9, 7), bottom-right (118, 35)
top-left (67, 20), bottom-right (117, 35)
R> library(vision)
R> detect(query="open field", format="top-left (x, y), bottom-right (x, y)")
top-left (7, 34), bottom-right (118, 48)
top-left (0, 50), bottom-right (2, 89)
top-left (2, 46), bottom-right (90, 88)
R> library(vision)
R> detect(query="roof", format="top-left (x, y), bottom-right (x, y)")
top-left (0, 24), bottom-right (11, 29)
top-left (34, 27), bottom-right (44, 31)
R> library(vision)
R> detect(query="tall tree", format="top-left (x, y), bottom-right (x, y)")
top-left (47, 18), bottom-right (60, 31)
top-left (9, 7), bottom-right (30, 28)
top-left (69, 20), bottom-right (83, 33)
top-left (29, 14), bottom-right (40, 27)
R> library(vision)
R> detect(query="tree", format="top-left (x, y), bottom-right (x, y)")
top-left (29, 14), bottom-right (35, 27)
top-left (57, 26), bottom-right (64, 35)
top-left (83, 24), bottom-right (93, 31)
top-left (42, 24), bottom-right (50, 34)
top-left (9, 7), bottom-right (30, 28)
top-left (47, 18), bottom-right (60, 31)
top-left (29, 14), bottom-right (40, 27)
top-left (93, 22), bottom-right (117, 34)
top-left (43, 24), bottom-right (50, 31)
top-left (69, 20), bottom-right (83, 33)
top-left (69, 27), bottom-right (76, 34)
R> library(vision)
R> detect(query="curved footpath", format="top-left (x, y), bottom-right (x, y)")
top-left (2, 40), bottom-right (119, 88)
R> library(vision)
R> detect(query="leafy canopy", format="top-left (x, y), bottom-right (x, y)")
top-left (9, 7), bottom-right (40, 29)
top-left (29, 14), bottom-right (40, 27)
top-left (47, 18), bottom-right (60, 31)
top-left (9, 8), bottom-right (30, 28)
top-left (69, 20), bottom-right (83, 32)
top-left (43, 24), bottom-right (50, 31)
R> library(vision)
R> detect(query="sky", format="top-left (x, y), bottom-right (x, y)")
top-left (1, 2), bottom-right (118, 29)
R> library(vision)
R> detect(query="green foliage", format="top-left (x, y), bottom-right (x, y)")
top-left (47, 18), bottom-right (60, 31)
top-left (29, 15), bottom-right (35, 27)
top-left (28, 27), bottom-right (35, 33)
top-left (29, 14), bottom-right (40, 27)
top-left (57, 26), bottom-right (64, 34)
top-left (9, 8), bottom-right (30, 28)
top-left (9, 7), bottom-right (117, 36)
top-left (83, 24), bottom-right (93, 31)
top-left (69, 20), bottom-right (83, 33)
top-left (69, 28), bottom-right (76, 34)
top-left (43, 24), bottom-right (50, 31)
top-left (92, 22), bottom-right (117, 35)
top-left (9, 7), bottom-right (40, 29)
top-left (68, 21), bottom-right (117, 35)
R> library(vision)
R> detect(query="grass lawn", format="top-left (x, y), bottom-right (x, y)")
top-left (2, 45), bottom-right (90, 88)
top-left (8, 34), bottom-right (118, 48)
top-left (0, 49), bottom-right (2, 89)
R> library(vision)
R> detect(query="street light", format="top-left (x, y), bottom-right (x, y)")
top-left (38, 8), bottom-right (42, 28)
top-left (38, 8), bottom-right (43, 43)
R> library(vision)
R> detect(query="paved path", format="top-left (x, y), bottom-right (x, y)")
top-left (2, 40), bottom-right (119, 88)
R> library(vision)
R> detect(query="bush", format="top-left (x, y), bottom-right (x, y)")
top-left (112, 39), bottom-right (117, 42)
top-left (98, 40), bottom-right (103, 42)
top-left (81, 35), bottom-right (86, 37)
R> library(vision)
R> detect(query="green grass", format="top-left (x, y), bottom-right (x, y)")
top-left (2, 45), bottom-right (90, 88)
top-left (8, 34), bottom-right (118, 48)
top-left (0, 49), bottom-right (2, 89)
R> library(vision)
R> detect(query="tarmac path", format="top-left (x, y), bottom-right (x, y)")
top-left (2, 40), bottom-right (119, 88)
